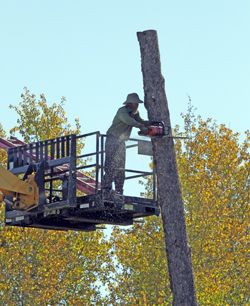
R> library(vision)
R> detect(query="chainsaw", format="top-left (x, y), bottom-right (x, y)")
top-left (138, 121), bottom-right (166, 137)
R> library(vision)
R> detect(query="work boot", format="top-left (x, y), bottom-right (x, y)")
top-left (112, 190), bottom-right (124, 203)
top-left (102, 188), bottom-right (112, 200)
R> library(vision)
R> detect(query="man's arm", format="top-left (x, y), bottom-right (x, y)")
top-left (133, 112), bottom-right (151, 126)
top-left (118, 108), bottom-right (145, 128)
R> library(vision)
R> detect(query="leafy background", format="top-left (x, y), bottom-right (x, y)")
top-left (0, 92), bottom-right (249, 305)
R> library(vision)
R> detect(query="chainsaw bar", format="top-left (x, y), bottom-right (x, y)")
top-left (144, 134), bottom-right (190, 139)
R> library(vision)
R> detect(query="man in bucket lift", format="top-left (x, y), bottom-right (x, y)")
top-left (102, 93), bottom-right (150, 199)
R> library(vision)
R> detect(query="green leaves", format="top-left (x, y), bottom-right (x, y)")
top-left (9, 87), bottom-right (81, 142)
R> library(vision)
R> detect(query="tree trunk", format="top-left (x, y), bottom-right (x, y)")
top-left (137, 30), bottom-right (197, 306)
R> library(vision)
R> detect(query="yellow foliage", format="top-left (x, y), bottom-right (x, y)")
top-left (0, 91), bottom-right (111, 304)
top-left (108, 114), bottom-right (249, 305)
top-left (0, 225), bottom-right (112, 304)
top-left (0, 98), bottom-right (248, 305)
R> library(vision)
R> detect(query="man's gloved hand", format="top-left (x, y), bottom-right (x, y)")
top-left (139, 126), bottom-right (149, 135)
top-left (144, 121), bottom-right (153, 127)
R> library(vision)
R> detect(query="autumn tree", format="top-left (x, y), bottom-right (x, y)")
top-left (0, 227), bottom-right (112, 305)
top-left (1, 88), bottom-right (248, 305)
top-left (0, 124), bottom-right (7, 228)
top-left (177, 110), bottom-right (249, 305)
top-left (0, 88), bottom-right (112, 305)
top-left (9, 87), bottom-right (81, 142)
top-left (108, 110), bottom-right (249, 305)
top-left (109, 217), bottom-right (171, 305)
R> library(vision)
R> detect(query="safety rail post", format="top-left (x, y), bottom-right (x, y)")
top-left (44, 140), bottom-right (48, 161)
top-left (39, 141), bottom-right (44, 162)
top-left (56, 137), bottom-right (60, 159)
top-left (61, 136), bottom-right (65, 158)
top-left (49, 139), bottom-right (54, 203)
top-left (100, 135), bottom-right (105, 185)
top-left (35, 142), bottom-right (39, 162)
top-left (66, 136), bottom-right (70, 156)
top-left (67, 134), bottom-right (77, 206)
top-left (100, 134), bottom-right (106, 201)
top-left (50, 139), bottom-right (55, 160)
top-left (95, 132), bottom-right (100, 192)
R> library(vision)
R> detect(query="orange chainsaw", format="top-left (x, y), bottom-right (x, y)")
top-left (138, 121), bottom-right (166, 137)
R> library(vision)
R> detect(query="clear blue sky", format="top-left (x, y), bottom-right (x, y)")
top-left (0, 1), bottom-right (249, 197)
top-left (0, 0), bottom-right (249, 136)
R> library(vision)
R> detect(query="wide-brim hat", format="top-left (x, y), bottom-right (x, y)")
top-left (123, 93), bottom-right (143, 104)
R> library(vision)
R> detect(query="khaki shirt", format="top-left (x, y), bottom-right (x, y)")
top-left (107, 106), bottom-right (147, 140)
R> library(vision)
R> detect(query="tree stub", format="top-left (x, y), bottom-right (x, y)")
top-left (137, 29), bottom-right (197, 306)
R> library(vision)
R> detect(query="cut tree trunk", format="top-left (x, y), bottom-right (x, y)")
top-left (137, 29), bottom-right (197, 306)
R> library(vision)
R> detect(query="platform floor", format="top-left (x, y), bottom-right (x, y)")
top-left (5, 194), bottom-right (159, 231)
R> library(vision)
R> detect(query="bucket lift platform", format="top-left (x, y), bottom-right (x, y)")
top-left (1, 132), bottom-right (159, 231)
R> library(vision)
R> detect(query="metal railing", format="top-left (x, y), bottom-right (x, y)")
top-left (6, 132), bottom-right (157, 202)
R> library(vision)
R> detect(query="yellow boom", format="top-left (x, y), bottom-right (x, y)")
top-left (0, 165), bottom-right (39, 210)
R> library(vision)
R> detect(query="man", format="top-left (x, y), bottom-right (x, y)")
top-left (102, 93), bottom-right (150, 197)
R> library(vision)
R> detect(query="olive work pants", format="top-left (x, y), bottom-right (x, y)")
top-left (102, 135), bottom-right (126, 193)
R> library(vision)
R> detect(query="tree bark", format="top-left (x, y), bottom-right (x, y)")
top-left (137, 30), bottom-right (197, 306)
